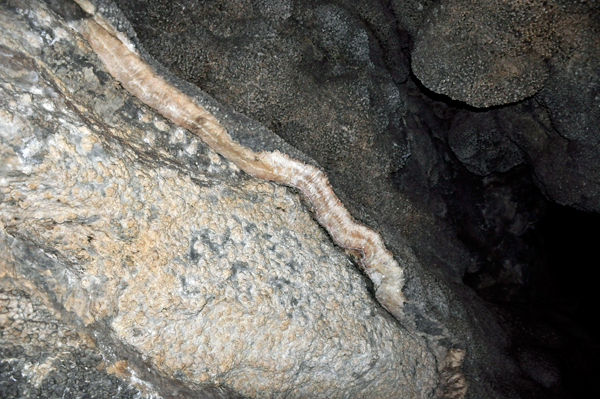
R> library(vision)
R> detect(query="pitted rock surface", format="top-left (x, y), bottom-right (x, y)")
top-left (412, 0), bottom-right (598, 108)
top-left (0, 279), bottom-right (143, 399)
top-left (0, 1), bottom-right (437, 397)
top-left (414, 0), bottom-right (600, 211)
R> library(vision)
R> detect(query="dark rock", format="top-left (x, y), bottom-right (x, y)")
top-left (447, 94), bottom-right (600, 211)
top-left (413, 0), bottom-right (557, 107)
top-left (537, 8), bottom-right (600, 144)
top-left (448, 110), bottom-right (525, 176)
top-left (389, 0), bottom-right (435, 36)
top-left (413, 0), bottom-right (600, 109)
top-left (0, 286), bottom-right (141, 399)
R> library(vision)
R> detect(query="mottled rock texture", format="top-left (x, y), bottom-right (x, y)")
top-left (106, 0), bottom-right (600, 397)
top-left (414, 0), bottom-right (600, 211)
top-left (414, 0), bottom-right (554, 107)
top-left (84, 2), bottom-right (530, 398)
top-left (413, 0), bottom-right (597, 108)
top-left (390, 0), bottom-right (435, 36)
top-left (111, 0), bottom-right (476, 315)
top-left (1, 0), bottom-right (438, 397)
top-left (0, 278), bottom-right (142, 399)
top-left (2, 0), bottom-right (600, 398)
top-left (448, 100), bottom-right (600, 212)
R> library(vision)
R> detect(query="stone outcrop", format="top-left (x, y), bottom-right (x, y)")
top-left (413, 0), bottom-right (600, 211)
top-left (0, 1), bottom-right (438, 397)
top-left (2, 0), bottom-right (600, 398)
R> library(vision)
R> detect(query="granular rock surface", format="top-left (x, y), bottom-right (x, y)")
top-left (0, 1), bottom-right (437, 397)
top-left (412, 0), bottom-right (598, 109)
top-left (0, 277), bottom-right (142, 399)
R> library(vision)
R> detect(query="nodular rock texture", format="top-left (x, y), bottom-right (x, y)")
top-left (3, 0), bottom-right (599, 398)
top-left (414, 0), bottom-right (600, 211)
top-left (0, 1), bottom-right (439, 397)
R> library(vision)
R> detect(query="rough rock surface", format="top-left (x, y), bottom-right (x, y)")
top-left (3, 0), bottom-right (600, 398)
top-left (0, 1), bottom-right (437, 397)
top-left (111, 0), bottom-right (477, 311)
top-left (108, 0), bottom-right (600, 397)
top-left (413, 0), bottom-right (557, 107)
top-left (389, 0), bottom-right (435, 36)
top-left (413, 0), bottom-right (598, 108)
top-left (414, 0), bottom-right (600, 211)
top-left (537, 14), bottom-right (600, 145)
top-left (104, 2), bottom-right (536, 397)
top-left (0, 278), bottom-right (142, 399)
top-left (448, 109), bottom-right (526, 176)
top-left (448, 100), bottom-right (600, 211)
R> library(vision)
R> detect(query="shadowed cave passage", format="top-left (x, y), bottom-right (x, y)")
top-left (462, 192), bottom-right (600, 398)
top-left (540, 204), bottom-right (600, 397)
top-left (541, 203), bottom-right (600, 339)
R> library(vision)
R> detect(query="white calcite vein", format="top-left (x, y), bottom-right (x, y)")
top-left (72, 5), bottom-right (407, 321)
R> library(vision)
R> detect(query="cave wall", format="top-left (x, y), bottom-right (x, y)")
top-left (1, 0), bottom-right (599, 398)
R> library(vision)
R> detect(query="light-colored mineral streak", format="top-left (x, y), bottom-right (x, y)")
top-left (73, 2), bottom-right (407, 322)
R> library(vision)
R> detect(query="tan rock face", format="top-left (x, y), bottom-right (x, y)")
top-left (0, 1), bottom-right (436, 397)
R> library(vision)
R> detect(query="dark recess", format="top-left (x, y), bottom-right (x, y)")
top-left (541, 203), bottom-right (600, 340)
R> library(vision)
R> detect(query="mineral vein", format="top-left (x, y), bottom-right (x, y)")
top-left (73, 7), bottom-right (406, 319)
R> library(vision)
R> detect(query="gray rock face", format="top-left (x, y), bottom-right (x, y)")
top-left (448, 99), bottom-right (600, 212)
top-left (537, 16), bottom-right (600, 145)
top-left (0, 1), bottom-right (438, 397)
top-left (413, 0), bottom-right (557, 108)
top-left (108, 1), bottom-right (424, 267)
top-left (112, 0), bottom-right (477, 315)
top-left (414, 0), bottom-right (600, 211)
top-left (448, 110), bottom-right (525, 176)
top-left (389, 0), bottom-right (435, 36)
top-left (413, 0), bottom-right (599, 110)
top-left (113, 0), bottom-right (410, 182)
top-left (0, 277), bottom-right (142, 399)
